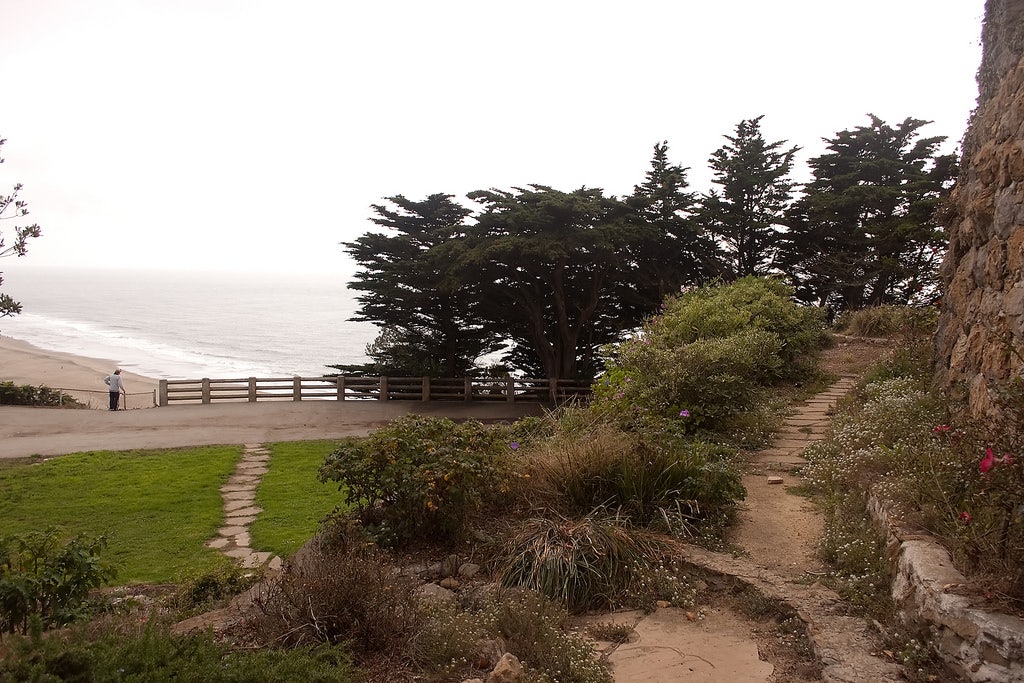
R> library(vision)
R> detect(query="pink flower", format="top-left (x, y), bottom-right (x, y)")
top-left (678, 409), bottom-right (690, 417)
top-left (1001, 453), bottom-right (1014, 466)
top-left (980, 448), bottom-right (996, 474)
top-left (932, 425), bottom-right (951, 433)
top-left (959, 511), bottom-right (972, 524)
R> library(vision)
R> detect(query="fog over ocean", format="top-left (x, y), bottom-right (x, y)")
top-left (0, 267), bottom-right (376, 379)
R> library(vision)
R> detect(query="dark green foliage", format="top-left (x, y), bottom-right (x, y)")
top-left (628, 141), bottom-right (722, 297)
top-left (0, 382), bottom-right (82, 407)
top-left (343, 193), bottom-right (500, 376)
top-left (462, 185), bottom-right (659, 381)
top-left (783, 115), bottom-right (956, 311)
top-left (0, 528), bottom-right (115, 636)
top-left (0, 619), bottom-right (357, 682)
top-left (318, 415), bottom-right (510, 546)
top-left (700, 116), bottom-right (799, 278)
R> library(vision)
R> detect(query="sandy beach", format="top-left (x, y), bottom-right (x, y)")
top-left (0, 335), bottom-right (160, 409)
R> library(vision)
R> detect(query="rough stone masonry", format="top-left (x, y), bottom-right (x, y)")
top-left (935, 0), bottom-right (1024, 418)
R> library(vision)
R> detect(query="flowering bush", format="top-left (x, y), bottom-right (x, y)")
top-left (804, 359), bottom-right (1024, 607)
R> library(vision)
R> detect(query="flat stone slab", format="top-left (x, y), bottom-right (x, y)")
top-left (223, 490), bottom-right (255, 502)
top-left (784, 416), bottom-right (829, 427)
top-left (217, 525), bottom-right (247, 538)
top-left (756, 454), bottom-right (808, 466)
top-left (226, 475), bottom-right (261, 485)
top-left (224, 547), bottom-right (254, 559)
top-left (225, 505), bottom-right (261, 517)
top-left (225, 514), bottom-right (258, 526)
top-left (205, 537), bottom-right (229, 549)
top-left (773, 439), bottom-right (815, 450)
top-left (225, 498), bottom-right (258, 512)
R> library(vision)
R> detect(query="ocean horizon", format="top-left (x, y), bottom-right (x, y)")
top-left (0, 266), bottom-right (377, 380)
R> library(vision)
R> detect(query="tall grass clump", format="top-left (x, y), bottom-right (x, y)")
top-left (835, 305), bottom-right (937, 338)
top-left (522, 426), bottom-right (743, 537)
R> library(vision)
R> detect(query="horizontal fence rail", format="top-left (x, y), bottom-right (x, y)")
top-left (158, 376), bottom-right (591, 406)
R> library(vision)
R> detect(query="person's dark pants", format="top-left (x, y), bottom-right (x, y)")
top-left (109, 391), bottom-right (120, 411)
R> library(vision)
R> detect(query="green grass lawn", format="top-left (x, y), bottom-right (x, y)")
top-left (0, 446), bottom-right (241, 584)
top-left (250, 440), bottom-right (349, 559)
top-left (0, 440), bottom-right (350, 585)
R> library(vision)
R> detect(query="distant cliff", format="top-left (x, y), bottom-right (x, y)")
top-left (934, 0), bottom-right (1024, 415)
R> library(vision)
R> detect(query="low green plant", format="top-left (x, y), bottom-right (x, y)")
top-left (318, 415), bottom-right (512, 547)
top-left (413, 591), bottom-right (612, 683)
top-left (0, 617), bottom-right (357, 682)
top-left (166, 561), bottom-right (262, 617)
top-left (0, 527), bottom-right (115, 636)
top-left (0, 381), bottom-right (84, 407)
top-left (586, 620), bottom-right (633, 644)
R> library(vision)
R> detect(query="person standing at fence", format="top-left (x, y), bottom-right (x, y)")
top-left (104, 369), bottom-right (125, 411)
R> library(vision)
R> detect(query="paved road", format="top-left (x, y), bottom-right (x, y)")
top-left (0, 401), bottom-right (547, 459)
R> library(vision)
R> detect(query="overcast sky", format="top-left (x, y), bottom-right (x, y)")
top-left (0, 0), bottom-right (986, 276)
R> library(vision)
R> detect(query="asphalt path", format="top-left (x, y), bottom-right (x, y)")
top-left (0, 401), bottom-right (547, 459)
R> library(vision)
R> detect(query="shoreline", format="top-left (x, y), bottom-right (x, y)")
top-left (0, 334), bottom-right (160, 409)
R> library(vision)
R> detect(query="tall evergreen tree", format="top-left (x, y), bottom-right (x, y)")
top-left (628, 141), bottom-right (721, 298)
top-left (782, 115), bottom-right (956, 310)
top-left (460, 185), bottom-right (655, 381)
top-left (343, 194), bottom-right (499, 376)
top-left (699, 117), bottom-right (798, 278)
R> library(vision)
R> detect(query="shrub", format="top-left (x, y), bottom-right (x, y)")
top-left (0, 527), bottom-right (115, 636)
top-left (318, 415), bottom-right (511, 547)
top-left (0, 617), bottom-right (357, 682)
top-left (596, 277), bottom-right (827, 429)
top-left (0, 382), bottom-right (83, 408)
top-left (317, 413), bottom-right (512, 548)
top-left (247, 531), bottom-right (422, 655)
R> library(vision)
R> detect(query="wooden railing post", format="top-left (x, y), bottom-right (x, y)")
top-left (337, 376), bottom-right (346, 401)
top-left (248, 378), bottom-right (257, 402)
top-left (548, 378), bottom-right (557, 403)
top-left (293, 376), bottom-right (302, 401)
top-left (506, 378), bottom-right (514, 402)
top-left (158, 380), bottom-right (168, 407)
top-left (201, 378), bottom-right (211, 404)
top-left (464, 377), bottom-right (472, 401)
top-left (379, 376), bottom-right (388, 401)
top-left (422, 376), bottom-right (430, 401)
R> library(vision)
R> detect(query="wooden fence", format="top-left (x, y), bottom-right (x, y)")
top-left (157, 376), bottom-right (591, 406)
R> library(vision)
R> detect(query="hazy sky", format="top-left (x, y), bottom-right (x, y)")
top-left (0, 0), bottom-right (986, 276)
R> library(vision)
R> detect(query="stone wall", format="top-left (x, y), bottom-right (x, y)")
top-left (934, 0), bottom-right (1024, 416)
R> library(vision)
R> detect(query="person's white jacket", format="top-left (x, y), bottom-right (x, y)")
top-left (105, 372), bottom-right (125, 393)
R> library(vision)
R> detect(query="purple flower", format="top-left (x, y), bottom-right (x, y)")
top-left (679, 409), bottom-right (690, 417)
top-left (510, 441), bottom-right (519, 451)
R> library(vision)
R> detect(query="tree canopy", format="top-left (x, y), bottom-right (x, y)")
top-left (341, 113), bottom-right (957, 379)
top-left (782, 115), bottom-right (956, 310)
top-left (700, 116), bottom-right (799, 278)
top-left (0, 136), bottom-right (42, 318)
top-left (342, 194), bottom-right (500, 376)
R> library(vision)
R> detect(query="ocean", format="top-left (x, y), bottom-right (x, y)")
top-left (0, 267), bottom-right (377, 379)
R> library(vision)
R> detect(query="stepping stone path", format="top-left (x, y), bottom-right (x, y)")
top-left (205, 443), bottom-right (282, 571)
